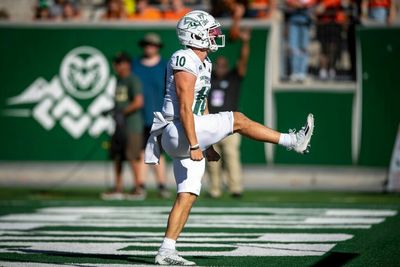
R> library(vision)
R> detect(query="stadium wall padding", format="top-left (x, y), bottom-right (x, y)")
top-left (274, 92), bottom-right (353, 165)
top-left (357, 27), bottom-right (400, 167)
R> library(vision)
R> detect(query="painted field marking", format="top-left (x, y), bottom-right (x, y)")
top-left (0, 206), bottom-right (396, 260)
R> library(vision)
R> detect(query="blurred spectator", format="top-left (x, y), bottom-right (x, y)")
top-left (0, 8), bottom-right (10, 20)
top-left (35, 0), bottom-right (80, 21)
top-left (362, 0), bottom-right (396, 24)
top-left (102, 0), bottom-right (127, 20)
top-left (50, 0), bottom-right (67, 19)
top-left (206, 29), bottom-right (251, 199)
top-left (129, 0), bottom-right (162, 20)
top-left (62, 2), bottom-right (81, 20)
top-left (123, 0), bottom-right (136, 16)
top-left (247, 0), bottom-right (276, 18)
top-left (212, 0), bottom-right (247, 40)
top-left (286, 0), bottom-right (316, 83)
top-left (102, 52), bottom-right (145, 200)
top-left (211, 0), bottom-right (248, 18)
top-left (34, 4), bottom-right (52, 20)
top-left (344, 0), bottom-right (361, 81)
top-left (231, 1), bottom-right (247, 40)
top-left (315, 0), bottom-right (346, 80)
top-left (132, 33), bottom-right (171, 199)
top-left (163, 0), bottom-right (192, 20)
top-left (212, 0), bottom-right (276, 19)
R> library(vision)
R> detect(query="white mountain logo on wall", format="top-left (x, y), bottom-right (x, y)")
top-left (3, 46), bottom-right (115, 139)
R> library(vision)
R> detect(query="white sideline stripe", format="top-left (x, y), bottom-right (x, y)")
top-left (37, 207), bottom-right (397, 216)
top-left (0, 241), bottom-right (233, 247)
top-left (0, 222), bottom-right (371, 230)
top-left (0, 233), bottom-right (353, 243)
top-left (304, 217), bottom-right (384, 224)
top-left (0, 214), bottom-right (320, 221)
top-left (257, 233), bottom-right (353, 242)
top-left (325, 210), bottom-right (397, 217)
top-left (0, 263), bottom-right (70, 267)
top-left (0, 215), bottom-right (81, 222)
top-left (0, 231), bottom-right (353, 242)
top-left (0, 215), bottom-right (385, 226)
top-left (38, 207), bottom-right (320, 214)
top-left (0, 262), bottom-right (157, 267)
top-left (0, 242), bottom-right (335, 257)
top-left (0, 231), bottom-right (265, 237)
top-left (235, 243), bottom-right (334, 252)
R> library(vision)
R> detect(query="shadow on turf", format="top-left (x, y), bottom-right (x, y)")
top-left (16, 249), bottom-right (155, 265)
top-left (312, 252), bottom-right (358, 267)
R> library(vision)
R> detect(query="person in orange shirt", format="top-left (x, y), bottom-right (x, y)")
top-left (129, 0), bottom-right (162, 20)
top-left (163, 0), bottom-right (192, 20)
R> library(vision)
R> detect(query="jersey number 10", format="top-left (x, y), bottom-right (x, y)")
top-left (175, 56), bottom-right (186, 67)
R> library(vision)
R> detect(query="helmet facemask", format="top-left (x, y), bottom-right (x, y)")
top-left (208, 26), bottom-right (225, 52)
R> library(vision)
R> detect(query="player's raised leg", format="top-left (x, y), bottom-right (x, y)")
top-left (233, 112), bottom-right (314, 154)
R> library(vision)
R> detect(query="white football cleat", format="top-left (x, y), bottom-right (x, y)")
top-left (290, 113), bottom-right (314, 154)
top-left (155, 249), bottom-right (196, 266)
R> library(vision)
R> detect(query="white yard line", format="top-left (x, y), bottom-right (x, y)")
top-left (0, 233), bottom-right (352, 243)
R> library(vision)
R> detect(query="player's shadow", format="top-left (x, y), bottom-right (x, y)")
top-left (312, 252), bottom-right (359, 267)
top-left (15, 249), bottom-right (154, 265)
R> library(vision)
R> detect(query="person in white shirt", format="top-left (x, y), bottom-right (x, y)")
top-left (145, 10), bottom-right (314, 266)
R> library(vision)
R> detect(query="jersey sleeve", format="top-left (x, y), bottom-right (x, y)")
top-left (170, 50), bottom-right (198, 77)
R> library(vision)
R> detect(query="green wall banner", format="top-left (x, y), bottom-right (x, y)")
top-left (0, 24), bottom-right (268, 162)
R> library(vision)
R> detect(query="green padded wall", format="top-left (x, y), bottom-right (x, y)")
top-left (274, 92), bottom-right (353, 165)
top-left (357, 27), bottom-right (400, 166)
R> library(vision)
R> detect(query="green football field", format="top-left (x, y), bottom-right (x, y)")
top-left (0, 187), bottom-right (399, 267)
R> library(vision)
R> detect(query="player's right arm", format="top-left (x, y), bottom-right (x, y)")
top-left (174, 70), bottom-right (203, 161)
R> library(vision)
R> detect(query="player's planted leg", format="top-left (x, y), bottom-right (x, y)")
top-left (233, 112), bottom-right (314, 154)
top-left (155, 192), bottom-right (197, 265)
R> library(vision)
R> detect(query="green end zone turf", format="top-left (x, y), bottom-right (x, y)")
top-left (0, 188), bottom-right (399, 266)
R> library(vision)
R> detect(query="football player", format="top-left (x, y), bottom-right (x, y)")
top-left (145, 10), bottom-right (314, 265)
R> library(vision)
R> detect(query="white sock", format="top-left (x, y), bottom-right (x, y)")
top-left (160, 237), bottom-right (176, 251)
top-left (278, 133), bottom-right (295, 148)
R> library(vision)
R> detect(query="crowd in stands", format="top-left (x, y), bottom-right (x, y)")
top-left (30, 0), bottom-right (281, 21)
top-left (29, 0), bottom-right (397, 23)
top-left (0, 0), bottom-right (396, 82)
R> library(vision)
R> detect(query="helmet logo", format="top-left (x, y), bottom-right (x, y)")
top-left (183, 17), bottom-right (201, 28)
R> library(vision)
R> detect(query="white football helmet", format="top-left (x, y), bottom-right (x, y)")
top-left (176, 10), bottom-right (225, 52)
